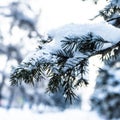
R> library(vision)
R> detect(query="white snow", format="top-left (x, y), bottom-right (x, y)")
top-left (48, 22), bottom-right (120, 46)
top-left (22, 21), bottom-right (120, 64)
top-left (0, 108), bottom-right (104, 120)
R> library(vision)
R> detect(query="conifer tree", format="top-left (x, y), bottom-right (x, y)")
top-left (10, 0), bottom-right (120, 104)
top-left (91, 57), bottom-right (120, 119)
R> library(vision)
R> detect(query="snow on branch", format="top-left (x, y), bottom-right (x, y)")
top-left (10, 22), bottom-right (120, 102)
top-left (90, 0), bottom-right (120, 27)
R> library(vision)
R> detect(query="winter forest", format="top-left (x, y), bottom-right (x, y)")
top-left (0, 0), bottom-right (120, 120)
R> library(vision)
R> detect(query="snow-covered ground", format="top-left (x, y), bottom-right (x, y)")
top-left (0, 108), bottom-right (104, 120)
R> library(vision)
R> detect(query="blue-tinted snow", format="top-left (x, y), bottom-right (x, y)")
top-left (48, 22), bottom-right (120, 48)
top-left (23, 21), bottom-right (120, 64)
top-left (0, 107), bottom-right (105, 120)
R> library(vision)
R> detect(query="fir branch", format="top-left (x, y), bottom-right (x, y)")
top-left (62, 32), bottom-right (109, 53)
top-left (90, 4), bottom-right (120, 21)
top-left (46, 73), bottom-right (62, 93)
top-left (62, 76), bottom-right (78, 103)
top-left (10, 28), bottom-right (120, 102)
top-left (52, 49), bottom-right (74, 67)
top-left (89, 41), bottom-right (120, 62)
top-left (10, 58), bottom-right (54, 86)
top-left (107, 16), bottom-right (120, 22)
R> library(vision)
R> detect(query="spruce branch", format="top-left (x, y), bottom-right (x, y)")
top-left (62, 32), bottom-right (109, 54)
top-left (88, 41), bottom-right (120, 62)
top-left (10, 31), bottom-right (120, 102)
top-left (10, 58), bottom-right (54, 86)
top-left (107, 16), bottom-right (120, 22)
top-left (90, 3), bottom-right (120, 21)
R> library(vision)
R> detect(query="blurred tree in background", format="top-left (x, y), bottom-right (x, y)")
top-left (90, 0), bottom-right (120, 119)
top-left (91, 58), bottom-right (120, 119)
top-left (0, 1), bottom-right (41, 109)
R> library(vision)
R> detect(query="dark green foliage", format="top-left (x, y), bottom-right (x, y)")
top-left (52, 49), bottom-right (74, 66)
top-left (10, 58), bottom-right (54, 86)
top-left (10, 31), bottom-right (120, 102)
top-left (91, 1), bottom-right (120, 27)
top-left (100, 4), bottom-right (120, 20)
top-left (62, 32), bottom-right (108, 54)
top-left (100, 41), bottom-right (120, 63)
